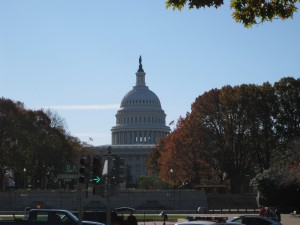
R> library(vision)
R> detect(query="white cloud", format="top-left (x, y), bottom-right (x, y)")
top-left (74, 132), bottom-right (110, 138)
top-left (41, 104), bottom-right (120, 110)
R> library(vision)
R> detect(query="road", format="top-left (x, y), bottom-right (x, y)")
top-left (137, 214), bottom-right (299, 225)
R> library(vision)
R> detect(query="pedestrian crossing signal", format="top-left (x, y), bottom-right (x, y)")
top-left (92, 156), bottom-right (103, 185)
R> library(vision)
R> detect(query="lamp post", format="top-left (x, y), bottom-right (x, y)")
top-left (169, 168), bottom-right (175, 188)
top-left (168, 169), bottom-right (175, 210)
top-left (23, 168), bottom-right (26, 189)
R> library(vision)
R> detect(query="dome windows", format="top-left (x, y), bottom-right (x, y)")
top-left (124, 99), bottom-right (159, 106)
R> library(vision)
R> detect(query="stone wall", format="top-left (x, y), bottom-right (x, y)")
top-left (0, 190), bottom-right (256, 212)
top-left (206, 193), bottom-right (258, 210)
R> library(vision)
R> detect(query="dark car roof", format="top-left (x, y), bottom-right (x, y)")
top-left (113, 207), bottom-right (135, 213)
top-left (228, 215), bottom-right (281, 225)
top-left (30, 209), bottom-right (71, 212)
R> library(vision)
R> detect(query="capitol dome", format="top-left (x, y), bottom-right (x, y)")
top-left (120, 88), bottom-right (161, 109)
top-left (111, 56), bottom-right (170, 145)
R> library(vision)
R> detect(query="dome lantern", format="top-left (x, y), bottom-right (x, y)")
top-left (136, 55), bottom-right (146, 87)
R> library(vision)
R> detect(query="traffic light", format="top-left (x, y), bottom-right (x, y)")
top-left (92, 156), bottom-right (104, 185)
top-left (111, 156), bottom-right (125, 185)
top-left (111, 156), bottom-right (118, 185)
top-left (78, 156), bottom-right (90, 184)
top-left (118, 157), bottom-right (125, 183)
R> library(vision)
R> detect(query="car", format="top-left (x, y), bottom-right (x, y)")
top-left (227, 215), bottom-right (283, 225)
top-left (0, 209), bottom-right (105, 225)
top-left (74, 207), bottom-right (136, 225)
top-left (73, 210), bottom-right (121, 225)
top-left (175, 220), bottom-right (244, 225)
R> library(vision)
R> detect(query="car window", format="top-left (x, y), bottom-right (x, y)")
top-left (231, 218), bottom-right (244, 224)
top-left (81, 211), bottom-right (119, 225)
top-left (247, 218), bottom-right (271, 225)
top-left (51, 213), bottom-right (62, 223)
top-left (35, 212), bottom-right (49, 223)
top-left (57, 212), bottom-right (73, 223)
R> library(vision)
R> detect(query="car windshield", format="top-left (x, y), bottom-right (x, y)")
top-left (63, 211), bottom-right (79, 222)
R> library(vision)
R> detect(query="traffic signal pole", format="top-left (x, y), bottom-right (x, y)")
top-left (78, 156), bottom-right (90, 225)
top-left (77, 146), bottom-right (122, 225)
top-left (77, 183), bottom-right (83, 225)
top-left (106, 146), bottom-right (112, 225)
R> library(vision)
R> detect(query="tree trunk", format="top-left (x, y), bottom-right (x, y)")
top-left (230, 175), bottom-right (242, 193)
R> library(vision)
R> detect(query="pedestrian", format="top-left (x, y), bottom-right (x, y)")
top-left (259, 206), bottom-right (266, 217)
top-left (265, 207), bottom-right (273, 218)
top-left (275, 208), bottom-right (281, 222)
top-left (127, 212), bottom-right (138, 225)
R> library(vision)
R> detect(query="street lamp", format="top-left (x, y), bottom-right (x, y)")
top-left (23, 168), bottom-right (26, 189)
top-left (169, 168), bottom-right (175, 188)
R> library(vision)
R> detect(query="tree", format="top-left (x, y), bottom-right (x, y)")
top-left (145, 141), bottom-right (164, 176)
top-left (136, 176), bottom-right (165, 190)
top-left (190, 86), bottom-right (261, 193)
top-left (250, 167), bottom-right (300, 207)
top-left (0, 98), bottom-right (83, 190)
top-left (244, 82), bottom-right (280, 172)
top-left (24, 110), bottom-right (81, 189)
top-left (274, 77), bottom-right (300, 143)
top-left (251, 137), bottom-right (300, 207)
top-left (165, 0), bottom-right (300, 27)
top-left (146, 77), bottom-right (299, 193)
top-left (0, 98), bottom-right (26, 190)
top-left (147, 116), bottom-right (222, 189)
top-left (157, 116), bottom-right (214, 188)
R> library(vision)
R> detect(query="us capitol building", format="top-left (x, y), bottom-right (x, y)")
top-left (95, 56), bottom-right (171, 185)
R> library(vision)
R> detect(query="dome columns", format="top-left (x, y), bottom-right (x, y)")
top-left (112, 130), bottom-right (168, 145)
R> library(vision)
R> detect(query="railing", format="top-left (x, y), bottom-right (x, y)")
top-left (208, 208), bottom-right (259, 214)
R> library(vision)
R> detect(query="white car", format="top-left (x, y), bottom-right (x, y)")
top-left (175, 221), bottom-right (243, 225)
top-left (227, 215), bottom-right (282, 225)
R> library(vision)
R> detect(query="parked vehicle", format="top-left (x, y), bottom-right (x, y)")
top-left (187, 216), bottom-right (229, 223)
top-left (175, 221), bottom-right (243, 225)
top-left (74, 210), bottom-right (120, 225)
top-left (227, 215), bottom-right (283, 225)
top-left (0, 209), bottom-right (104, 225)
top-left (73, 207), bottom-right (135, 225)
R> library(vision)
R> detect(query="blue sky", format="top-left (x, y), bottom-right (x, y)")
top-left (1, 1), bottom-right (299, 146)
